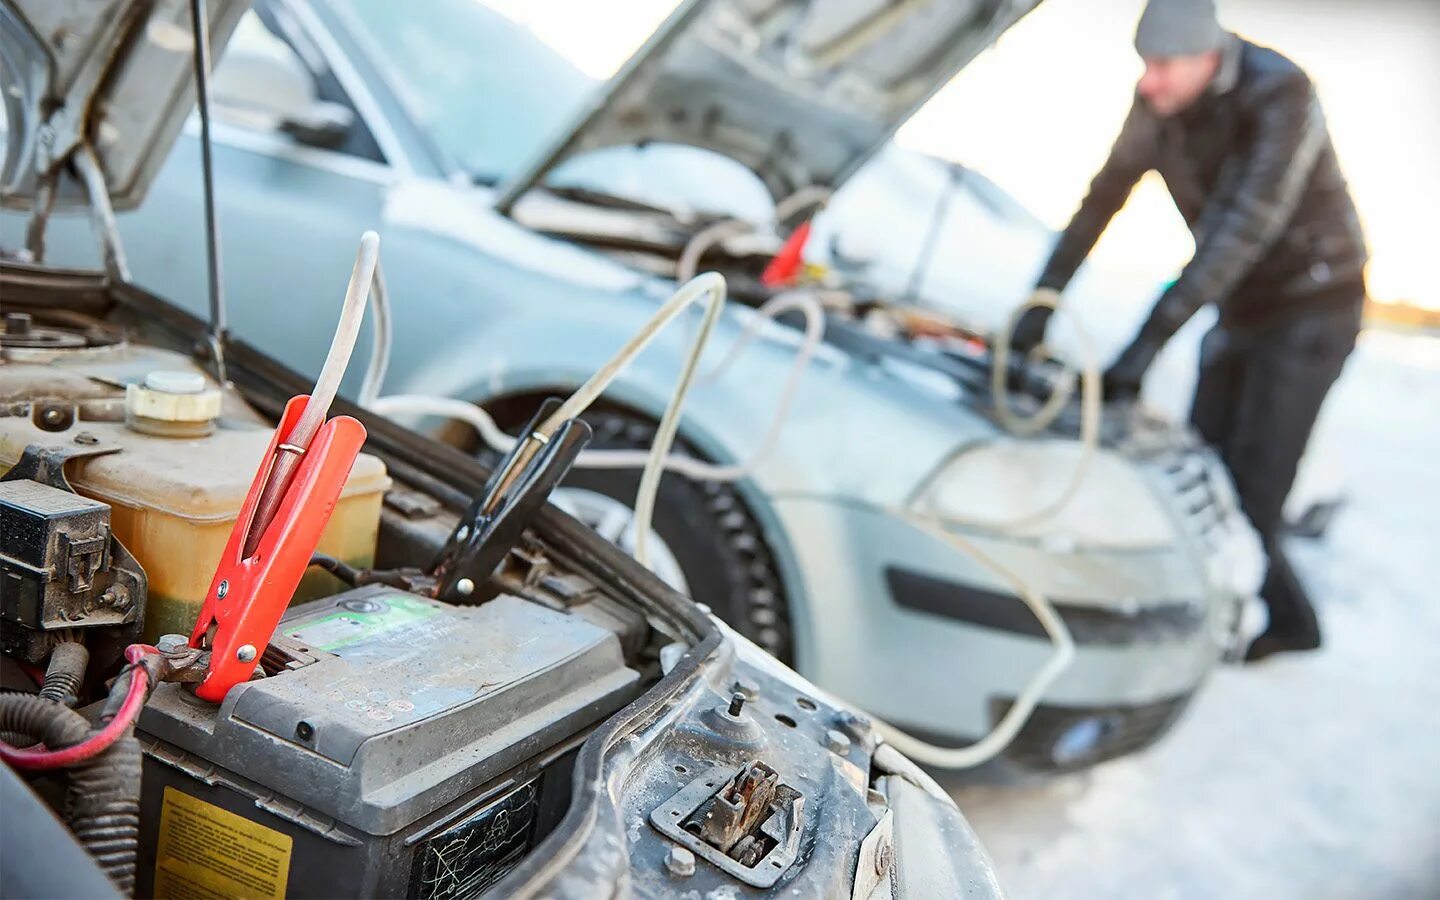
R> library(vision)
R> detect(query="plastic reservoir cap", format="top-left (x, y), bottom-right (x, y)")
top-left (126, 370), bottom-right (223, 425)
top-left (144, 370), bottom-right (207, 394)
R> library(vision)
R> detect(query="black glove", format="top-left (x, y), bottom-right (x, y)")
top-left (1102, 337), bottom-right (1162, 402)
top-left (1009, 304), bottom-right (1054, 354)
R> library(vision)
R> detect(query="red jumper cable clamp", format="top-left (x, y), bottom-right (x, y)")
top-left (188, 394), bottom-right (365, 701)
top-left (760, 218), bottom-right (812, 288)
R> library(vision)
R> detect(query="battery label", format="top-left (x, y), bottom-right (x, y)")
top-left (154, 787), bottom-right (292, 900)
top-left (283, 593), bottom-right (440, 654)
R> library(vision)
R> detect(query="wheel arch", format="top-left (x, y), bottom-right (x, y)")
top-left (465, 384), bottom-right (818, 670)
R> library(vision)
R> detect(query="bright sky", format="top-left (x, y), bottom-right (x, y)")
top-left (483, 0), bottom-right (1438, 309)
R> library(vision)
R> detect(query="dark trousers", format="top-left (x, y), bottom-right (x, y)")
top-left (1189, 303), bottom-right (1362, 645)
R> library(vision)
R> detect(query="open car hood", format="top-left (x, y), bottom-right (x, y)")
top-left (497, 0), bottom-right (1042, 211)
top-left (0, 0), bottom-right (246, 210)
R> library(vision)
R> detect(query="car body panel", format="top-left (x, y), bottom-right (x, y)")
top-left (498, 0), bottom-right (1044, 205)
top-left (768, 494), bottom-right (1228, 735)
top-left (0, 0), bottom-right (248, 209)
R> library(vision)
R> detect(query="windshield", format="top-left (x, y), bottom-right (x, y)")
top-left (340, 0), bottom-right (593, 183)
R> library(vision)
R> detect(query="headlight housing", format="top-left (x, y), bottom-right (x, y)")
top-left (912, 439), bottom-right (1180, 550)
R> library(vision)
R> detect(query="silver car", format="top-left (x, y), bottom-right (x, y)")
top-left (13, 0), bottom-right (1263, 770)
top-left (0, 2), bottom-right (1003, 896)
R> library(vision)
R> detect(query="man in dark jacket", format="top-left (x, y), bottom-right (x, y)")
top-left (1012, 0), bottom-right (1367, 661)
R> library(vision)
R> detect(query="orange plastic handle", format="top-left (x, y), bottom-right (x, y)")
top-left (190, 395), bottom-right (365, 702)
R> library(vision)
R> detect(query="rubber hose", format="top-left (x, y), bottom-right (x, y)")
top-left (0, 693), bottom-right (141, 893)
top-left (38, 642), bottom-right (89, 707)
top-left (66, 732), bottom-right (142, 895)
top-left (0, 693), bottom-right (89, 750)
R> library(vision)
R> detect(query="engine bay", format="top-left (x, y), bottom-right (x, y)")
top-left (0, 297), bottom-right (641, 895)
top-left (510, 180), bottom-right (1096, 423)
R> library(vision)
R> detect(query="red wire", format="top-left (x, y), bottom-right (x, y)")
top-left (17, 660), bottom-right (45, 687)
top-left (0, 644), bottom-right (157, 771)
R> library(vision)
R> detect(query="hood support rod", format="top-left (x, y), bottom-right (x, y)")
top-left (190, 0), bottom-right (228, 383)
top-left (72, 146), bottom-right (130, 283)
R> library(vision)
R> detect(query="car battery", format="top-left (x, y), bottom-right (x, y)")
top-left (134, 586), bottom-right (640, 899)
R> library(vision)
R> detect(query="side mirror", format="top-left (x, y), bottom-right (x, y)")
top-left (275, 102), bottom-right (355, 151)
top-left (211, 14), bottom-right (354, 150)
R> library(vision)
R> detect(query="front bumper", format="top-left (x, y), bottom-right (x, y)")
top-left (771, 494), bottom-right (1247, 746)
top-left (990, 693), bottom-right (1195, 771)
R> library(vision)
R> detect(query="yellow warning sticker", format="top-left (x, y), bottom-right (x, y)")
top-left (154, 786), bottom-right (292, 900)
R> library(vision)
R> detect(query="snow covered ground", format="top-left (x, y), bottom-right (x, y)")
top-left (944, 328), bottom-right (1440, 899)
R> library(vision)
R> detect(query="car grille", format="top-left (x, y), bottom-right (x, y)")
top-left (1155, 447), bottom-right (1226, 537)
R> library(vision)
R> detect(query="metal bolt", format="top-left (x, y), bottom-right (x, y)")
top-left (236, 644), bottom-right (257, 663)
top-left (836, 709), bottom-right (872, 741)
top-left (103, 586), bottom-right (132, 611)
top-left (216, 580), bottom-right (229, 600)
top-left (156, 634), bottom-right (190, 654)
top-left (665, 846), bottom-right (695, 878)
top-left (42, 408), bottom-right (64, 425)
top-left (455, 578), bottom-right (475, 596)
top-left (73, 431), bottom-right (99, 445)
top-left (824, 729), bottom-right (852, 755)
top-left (727, 692), bottom-right (746, 717)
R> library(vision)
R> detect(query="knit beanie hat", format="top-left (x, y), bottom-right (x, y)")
top-left (1135, 0), bottom-right (1226, 57)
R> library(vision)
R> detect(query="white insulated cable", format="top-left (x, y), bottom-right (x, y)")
top-left (871, 515), bottom-right (1076, 769)
top-left (531, 273), bottom-right (726, 443)
top-left (865, 292), bottom-right (1103, 769)
top-left (397, 274), bottom-right (728, 571)
top-left (244, 230), bottom-right (377, 556)
top-left (357, 261), bottom-right (392, 409)
top-left (372, 284), bottom-right (1083, 769)
top-left (676, 219), bottom-right (751, 284)
top-left (556, 290), bottom-right (825, 482)
top-left (919, 292), bottom-right (1105, 535)
top-left (370, 290), bottom-right (825, 485)
top-left (621, 273), bottom-right (727, 567)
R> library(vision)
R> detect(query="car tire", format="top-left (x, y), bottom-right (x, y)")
top-left (537, 408), bottom-right (794, 664)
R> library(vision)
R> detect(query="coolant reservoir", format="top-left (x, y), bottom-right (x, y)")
top-left (0, 350), bottom-right (390, 642)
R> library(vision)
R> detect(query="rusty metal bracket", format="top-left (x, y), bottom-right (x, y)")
top-left (0, 442), bottom-right (121, 490)
top-left (649, 761), bottom-right (805, 888)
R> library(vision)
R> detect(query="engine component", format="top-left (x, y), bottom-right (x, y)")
top-left (0, 480), bottom-right (124, 628)
top-left (0, 445), bottom-right (145, 668)
top-left (0, 312), bottom-right (87, 350)
top-left (136, 585), bottom-right (639, 898)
